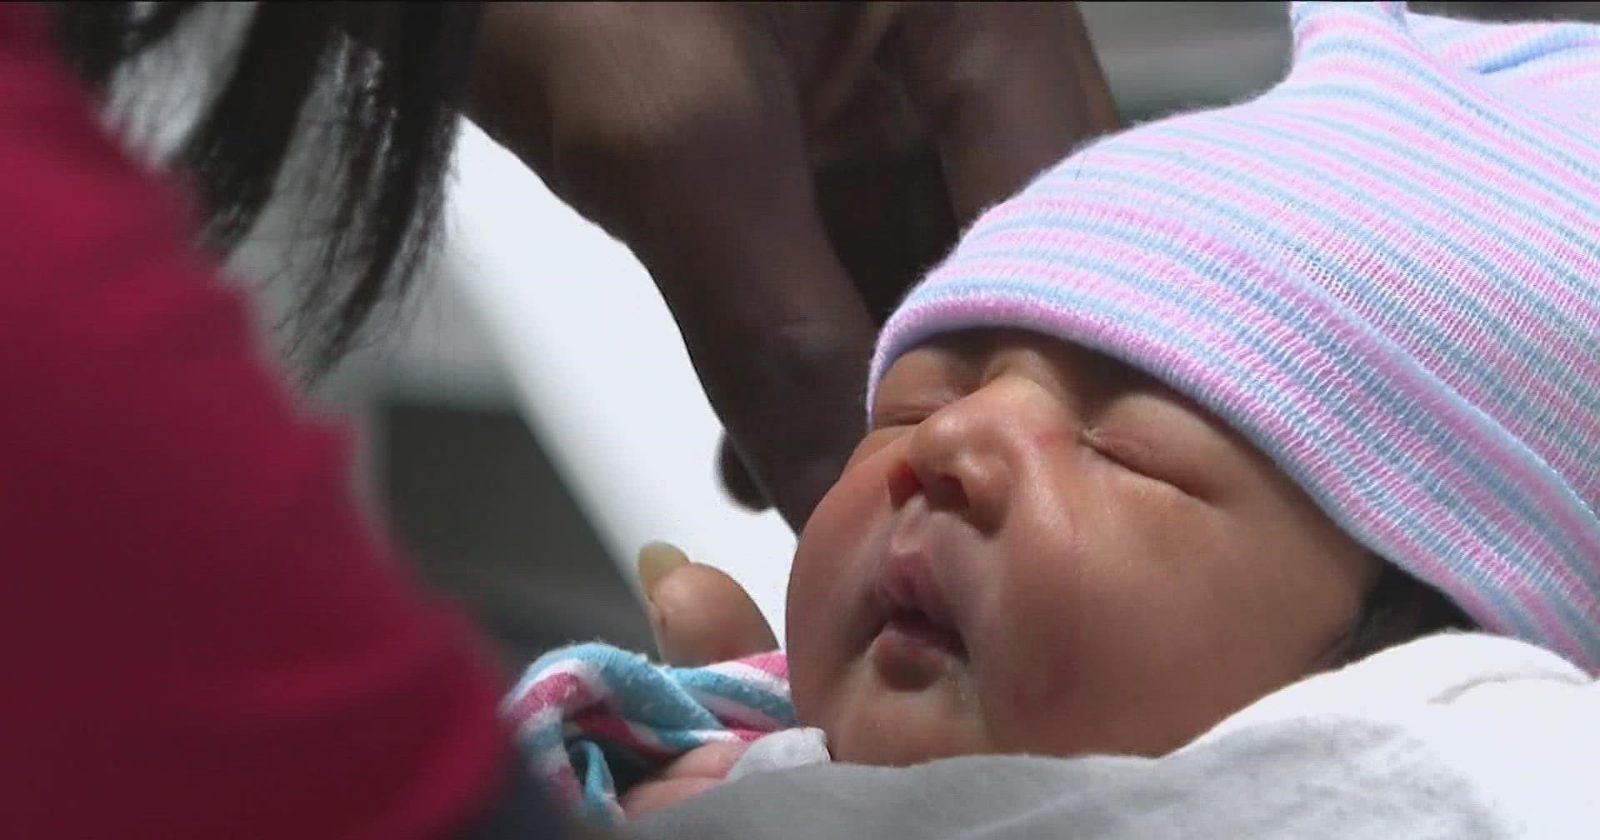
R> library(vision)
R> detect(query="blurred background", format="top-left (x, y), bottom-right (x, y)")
top-left (218, 1), bottom-right (1594, 671)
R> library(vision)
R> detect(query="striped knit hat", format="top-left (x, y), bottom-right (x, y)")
top-left (870, 1), bottom-right (1600, 671)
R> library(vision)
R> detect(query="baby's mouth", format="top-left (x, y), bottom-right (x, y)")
top-left (869, 549), bottom-right (969, 687)
top-left (882, 607), bottom-right (968, 659)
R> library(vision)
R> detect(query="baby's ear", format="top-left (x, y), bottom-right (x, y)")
top-left (638, 542), bottom-right (778, 666)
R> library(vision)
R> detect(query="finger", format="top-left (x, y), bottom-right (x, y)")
top-left (890, 2), bottom-right (1120, 223)
top-left (474, 4), bottom-right (877, 529)
top-left (563, 6), bottom-right (872, 531)
top-left (637, 540), bottom-right (691, 598)
top-left (716, 433), bottom-right (770, 511)
top-left (618, 742), bottom-right (748, 823)
top-left (654, 741), bottom-right (750, 781)
top-left (644, 558), bottom-right (778, 667)
top-left (620, 776), bottom-right (725, 821)
top-left (624, 29), bottom-right (873, 533)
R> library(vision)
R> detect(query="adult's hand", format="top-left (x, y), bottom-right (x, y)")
top-left (469, 3), bottom-right (1117, 530)
top-left (617, 542), bottom-right (779, 821)
top-left (635, 541), bottom-right (777, 667)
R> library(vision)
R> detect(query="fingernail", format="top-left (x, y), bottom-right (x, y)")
top-left (637, 541), bottom-right (689, 599)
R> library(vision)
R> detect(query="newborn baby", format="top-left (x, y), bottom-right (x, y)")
top-left (504, 0), bottom-right (1600, 825)
top-left (795, 328), bottom-right (1402, 766)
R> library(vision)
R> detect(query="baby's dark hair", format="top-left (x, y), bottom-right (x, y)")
top-left (1322, 559), bottom-right (1479, 667)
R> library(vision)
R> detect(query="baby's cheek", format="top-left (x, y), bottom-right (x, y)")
top-left (977, 634), bottom-right (1083, 753)
top-left (966, 555), bottom-right (1098, 754)
top-left (787, 437), bottom-right (915, 746)
top-left (785, 506), bottom-right (868, 723)
top-left (787, 440), bottom-right (896, 645)
top-left (783, 568), bottom-right (839, 703)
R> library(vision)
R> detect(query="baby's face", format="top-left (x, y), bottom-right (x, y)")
top-left (786, 330), bottom-right (1377, 765)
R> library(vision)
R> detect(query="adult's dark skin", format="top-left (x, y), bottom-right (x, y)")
top-left (469, 3), bottom-right (1118, 530)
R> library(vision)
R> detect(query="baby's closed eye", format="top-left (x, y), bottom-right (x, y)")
top-left (1079, 424), bottom-right (1191, 493)
top-left (1081, 426), bottom-right (1157, 473)
top-left (1085, 392), bottom-right (1235, 502)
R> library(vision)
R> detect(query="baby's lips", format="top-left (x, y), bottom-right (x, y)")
top-left (875, 548), bottom-right (961, 639)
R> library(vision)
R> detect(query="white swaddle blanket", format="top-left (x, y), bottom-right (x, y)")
top-left (705, 632), bottom-right (1598, 839)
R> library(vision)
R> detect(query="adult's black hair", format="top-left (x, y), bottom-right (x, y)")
top-left (52, 2), bottom-right (482, 375)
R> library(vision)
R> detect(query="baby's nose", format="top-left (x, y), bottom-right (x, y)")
top-left (898, 377), bottom-right (1055, 532)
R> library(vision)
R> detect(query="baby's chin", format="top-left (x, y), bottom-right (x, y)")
top-left (804, 660), bottom-right (993, 766)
